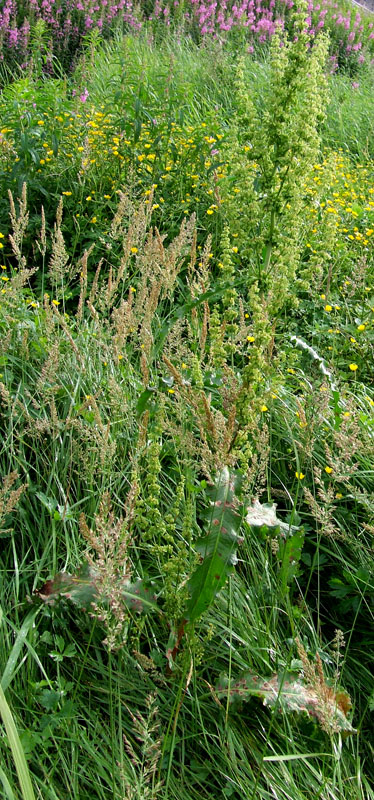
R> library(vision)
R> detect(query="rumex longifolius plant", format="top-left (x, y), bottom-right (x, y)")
top-left (223, 0), bottom-right (330, 313)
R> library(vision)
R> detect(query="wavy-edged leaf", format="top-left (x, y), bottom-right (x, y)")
top-left (217, 671), bottom-right (356, 734)
top-left (246, 500), bottom-right (298, 533)
top-left (185, 467), bottom-right (246, 624)
top-left (34, 562), bottom-right (158, 614)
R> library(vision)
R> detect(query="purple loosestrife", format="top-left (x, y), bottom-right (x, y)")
top-left (1, 0), bottom-right (373, 72)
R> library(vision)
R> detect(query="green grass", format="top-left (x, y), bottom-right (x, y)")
top-left (324, 68), bottom-right (374, 160)
top-left (1, 17), bottom-right (374, 800)
top-left (81, 31), bottom-right (374, 160)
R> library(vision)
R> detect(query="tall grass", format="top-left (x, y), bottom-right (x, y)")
top-left (1, 13), bottom-right (374, 800)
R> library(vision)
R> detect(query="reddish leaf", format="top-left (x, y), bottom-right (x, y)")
top-left (35, 562), bottom-right (158, 614)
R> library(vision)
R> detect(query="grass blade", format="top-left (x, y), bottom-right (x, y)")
top-left (0, 684), bottom-right (36, 800)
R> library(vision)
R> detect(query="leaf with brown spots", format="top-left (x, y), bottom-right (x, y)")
top-left (34, 562), bottom-right (158, 614)
top-left (185, 467), bottom-right (246, 624)
top-left (217, 671), bottom-right (356, 734)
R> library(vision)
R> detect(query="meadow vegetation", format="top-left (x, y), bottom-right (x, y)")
top-left (1, 2), bottom-right (374, 799)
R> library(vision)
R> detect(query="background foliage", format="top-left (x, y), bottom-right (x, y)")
top-left (1, 2), bottom-right (374, 799)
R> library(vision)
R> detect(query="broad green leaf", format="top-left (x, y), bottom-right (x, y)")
top-left (38, 689), bottom-right (61, 711)
top-left (186, 553), bottom-right (229, 622)
top-left (185, 467), bottom-right (246, 624)
top-left (136, 387), bottom-right (156, 416)
top-left (278, 528), bottom-right (305, 593)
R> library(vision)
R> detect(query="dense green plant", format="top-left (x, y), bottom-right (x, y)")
top-left (1, 7), bottom-right (374, 800)
top-left (223, 3), bottom-right (329, 301)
